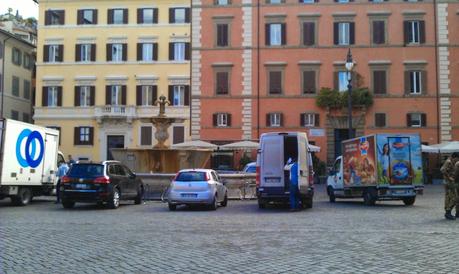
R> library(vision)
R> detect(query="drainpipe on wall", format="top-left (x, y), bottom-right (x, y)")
top-left (1, 36), bottom-right (12, 119)
top-left (433, 0), bottom-right (441, 144)
top-left (256, 0), bottom-right (260, 140)
top-left (189, 4), bottom-right (193, 138)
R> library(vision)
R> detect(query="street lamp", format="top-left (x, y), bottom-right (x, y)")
top-left (345, 48), bottom-right (355, 139)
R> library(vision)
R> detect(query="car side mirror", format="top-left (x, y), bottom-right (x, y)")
top-left (130, 173), bottom-right (137, 179)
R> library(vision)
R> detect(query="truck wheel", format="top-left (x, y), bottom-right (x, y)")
top-left (327, 186), bottom-right (336, 203)
top-left (62, 200), bottom-right (75, 209)
top-left (11, 187), bottom-right (33, 206)
top-left (258, 199), bottom-right (266, 209)
top-left (403, 197), bottom-right (416, 206)
top-left (363, 190), bottom-right (376, 206)
top-left (168, 203), bottom-right (176, 211)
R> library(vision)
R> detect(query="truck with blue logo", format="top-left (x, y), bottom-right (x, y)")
top-left (326, 134), bottom-right (424, 206)
top-left (0, 119), bottom-right (64, 205)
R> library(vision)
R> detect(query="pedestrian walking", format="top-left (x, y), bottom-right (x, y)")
top-left (440, 152), bottom-right (459, 220)
top-left (289, 158), bottom-right (300, 211)
top-left (55, 161), bottom-right (69, 204)
top-left (68, 155), bottom-right (76, 166)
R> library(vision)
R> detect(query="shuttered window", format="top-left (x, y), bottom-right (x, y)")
top-left (372, 20), bottom-right (385, 44)
top-left (302, 22), bottom-right (315, 46)
top-left (302, 70), bottom-right (316, 94)
top-left (108, 9), bottom-right (128, 24)
top-left (74, 127), bottom-right (94, 145)
top-left (77, 9), bottom-right (97, 25)
top-left (300, 113), bottom-right (320, 127)
top-left (140, 126), bottom-right (153, 146)
top-left (404, 71), bottom-right (426, 94)
top-left (373, 70), bottom-right (387, 94)
top-left (45, 10), bottom-right (65, 25)
top-left (213, 113), bottom-right (232, 127)
top-left (137, 8), bottom-right (158, 24)
top-left (375, 113), bottom-right (386, 127)
top-left (406, 113), bottom-right (426, 128)
top-left (403, 20), bottom-right (425, 45)
top-left (334, 22), bottom-right (355, 45)
top-left (169, 8), bottom-right (190, 24)
top-left (265, 23), bottom-right (286, 46)
top-left (269, 70), bottom-right (282, 94)
top-left (267, 113), bottom-right (283, 127)
top-left (216, 24), bottom-right (229, 47)
top-left (216, 72), bottom-right (229, 95)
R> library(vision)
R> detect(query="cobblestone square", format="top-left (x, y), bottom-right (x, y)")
top-left (1, 184), bottom-right (458, 273)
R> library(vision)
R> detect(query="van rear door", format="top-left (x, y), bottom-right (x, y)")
top-left (41, 133), bottom-right (59, 184)
top-left (260, 135), bottom-right (284, 188)
top-left (297, 135), bottom-right (309, 192)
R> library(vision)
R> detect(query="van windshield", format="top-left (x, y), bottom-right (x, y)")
top-left (68, 164), bottom-right (104, 178)
top-left (176, 172), bottom-right (207, 182)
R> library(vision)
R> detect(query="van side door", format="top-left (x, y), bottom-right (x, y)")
top-left (297, 136), bottom-right (309, 193)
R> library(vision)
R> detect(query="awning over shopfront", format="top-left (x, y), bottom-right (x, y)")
top-left (172, 140), bottom-right (218, 150)
top-left (430, 141), bottom-right (459, 153)
top-left (219, 141), bottom-right (259, 150)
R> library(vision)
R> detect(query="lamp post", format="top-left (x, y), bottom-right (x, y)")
top-left (345, 48), bottom-right (355, 139)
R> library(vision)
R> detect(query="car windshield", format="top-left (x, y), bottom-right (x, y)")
top-left (245, 166), bottom-right (256, 173)
top-left (68, 164), bottom-right (104, 177)
top-left (176, 172), bottom-right (207, 181)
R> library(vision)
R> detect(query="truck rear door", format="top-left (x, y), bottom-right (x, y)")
top-left (0, 120), bottom-right (4, 180)
top-left (260, 135), bottom-right (284, 188)
top-left (41, 133), bottom-right (59, 184)
top-left (297, 136), bottom-right (309, 192)
top-left (387, 137), bottom-right (412, 185)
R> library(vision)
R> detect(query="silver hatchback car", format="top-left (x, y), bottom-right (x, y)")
top-left (167, 169), bottom-right (228, 211)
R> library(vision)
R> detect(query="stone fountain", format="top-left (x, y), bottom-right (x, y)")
top-left (110, 96), bottom-right (213, 173)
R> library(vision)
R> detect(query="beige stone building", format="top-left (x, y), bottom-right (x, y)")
top-left (0, 29), bottom-right (35, 122)
top-left (35, 0), bottom-right (191, 161)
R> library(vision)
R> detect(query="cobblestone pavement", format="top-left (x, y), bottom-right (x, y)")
top-left (1, 184), bottom-right (459, 274)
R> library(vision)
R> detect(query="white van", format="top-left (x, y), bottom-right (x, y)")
top-left (256, 132), bottom-right (314, 209)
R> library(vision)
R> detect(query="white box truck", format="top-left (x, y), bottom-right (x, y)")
top-left (326, 134), bottom-right (424, 206)
top-left (256, 132), bottom-right (314, 209)
top-left (0, 119), bottom-right (64, 205)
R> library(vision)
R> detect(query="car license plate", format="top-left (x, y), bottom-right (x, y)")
top-left (393, 190), bottom-right (406, 195)
top-left (181, 193), bottom-right (197, 198)
top-left (75, 184), bottom-right (89, 189)
top-left (265, 178), bottom-right (280, 184)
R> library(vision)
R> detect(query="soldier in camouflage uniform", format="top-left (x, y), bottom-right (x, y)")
top-left (441, 152), bottom-right (459, 220)
top-left (454, 158), bottom-right (459, 218)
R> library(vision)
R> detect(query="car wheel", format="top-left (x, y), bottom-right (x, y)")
top-left (210, 196), bottom-right (218, 211)
top-left (134, 186), bottom-right (144, 205)
top-left (302, 197), bottom-right (313, 209)
top-left (327, 186), bottom-right (336, 203)
top-left (221, 193), bottom-right (228, 207)
top-left (168, 203), bottom-right (176, 211)
top-left (403, 196), bottom-right (416, 206)
top-left (12, 187), bottom-right (33, 206)
top-left (62, 200), bottom-right (75, 209)
top-left (107, 188), bottom-right (120, 209)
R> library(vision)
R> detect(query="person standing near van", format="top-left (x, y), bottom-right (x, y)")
top-left (55, 161), bottom-right (69, 204)
top-left (441, 153), bottom-right (459, 220)
top-left (289, 158), bottom-right (300, 211)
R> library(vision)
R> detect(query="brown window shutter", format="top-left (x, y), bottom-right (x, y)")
top-left (421, 113), bottom-right (427, 127)
top-left (419, 21), bottom-right (425, 44)
top-left (406, 114), bottom-right (412, 127)
top-left (403, 21), bottom-right (410, 45)
top-left (169, 8), bottom-right (175, 23)
top-left (77, 10), bottom-right (83, 25)
top-left (265, 24), bottom-right (270, 46)
top-left (42, 87), bottom-right (48, 107)
top-left (375, 113), bottom-right (386, 127)
top-left (421, 71), bottom-right (427, 94)
top-left (373, 71), bottom-right (386, 94)
top-left (227, 114), bottom-right (232, 127)
top-left (106, 44), bottom-right (112, 61)
top-left (184, 85), bottom-right (190, 106)
top-left (43, 45), bottom-right (49, 62)
top-left (333, 23), bottom-right (339, 45)
top-left (314, 114), bottom-right (320, 127)
top-left (185, 43), bottom-right (190, 60)
top-left (223, 24), bottom-right (229, 46)
top-left (349, 22), bottom-right (355, 45)
top-left (89, 127), bottom-right (94, 145)
top-left (213, 114), bottom-right (218, 127)
top-left (141, 126), bottom-right (152, 146)
top-left (334, 72), bottom-right (339, 91)
top-left (300, 113), bottom-right (305, 127)
top-left (153, 43), bottom-right (158, 61)
top-left (404, 71), bottom-right (410, 94)
top-left (91, 44), bottom-right (96, 61)
top-left (266, 113), bottom-right (271, 127)
top-left (74, 86), bottom-right (80, 106)
top-left (185, 8), bottom-right (191, 23)
top-left (106, 86), bottom-right (111, 105)
top-left (123, 9), bottom-right (128, 24)
top-left (137, 8), bottom-right (143, 24)
top-left (153, 8), bottom-right (158, 24)
top-left (152, 86), bottom-right (158, 102)
top-left (169, 43), bottom-right (174, 60)
top-left (303, 71), bottom-right (316, 94)
top-left (108, 9), bottom-right (114, 24)
top-left (136, 85), bottom-right (142, 106)
top-left (57, 87), bottom-right (63, 106)
top-left (122, 44), bottom-right (127, 61)
top-left (121, 86), bottom-right (127, 105)
top-left (280, 113), bottom-right (284, 127)
top-left (75, 44), bottom-right (81, 62)
top-left (281, 23), bottom-right (287, 45)
top-left (93, 10), bottom-right (98, 24)
top-left (58, 45), bottom-right (64, 62)
top-left (373, 21), bottom-right (385, 44)
top-left (303, 22), bottom-right (315, 46)
top-left (74, 127), bottom-right (80, 145)
top-left (168, 86), bottom-right (174, 103)
top-left (137, 43), bottom-right (143, 61)
top-left (59, 11), bottom-right (65, 25)
top-left (270, 71), bottom-right (282, 94)
top-left (90, 86), bottom-right (95, 106)
top-left (45, 11), bottom-right (51, 25)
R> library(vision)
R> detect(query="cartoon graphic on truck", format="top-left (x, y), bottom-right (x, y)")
top-left (0, 119), bottom-right (64, 206)
top-left (327, 134), bottom-right (423, 206)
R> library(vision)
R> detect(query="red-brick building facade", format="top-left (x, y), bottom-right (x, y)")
top-left (191, 0), bottom-right (459, 164)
